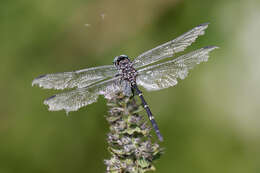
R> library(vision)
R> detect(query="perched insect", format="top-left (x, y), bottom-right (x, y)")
top-left (32, 23), bottom-right (218, 141)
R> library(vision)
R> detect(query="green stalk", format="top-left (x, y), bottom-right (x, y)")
top-left (105, 92), bottom-right (163, 173)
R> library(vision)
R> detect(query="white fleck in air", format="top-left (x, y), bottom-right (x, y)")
top-left (100, 13), bottom-right (106, 20)
top-left (85, 24), bottom-right (91, 27)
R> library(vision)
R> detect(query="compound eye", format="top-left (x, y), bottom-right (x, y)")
top-left (114, 60), bottom-right (120, 66)
top-left (113, 57), bottom-right (119, 65)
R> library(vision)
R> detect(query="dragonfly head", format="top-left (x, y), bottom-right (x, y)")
top-left (113, 55), bottom-right (130, 68)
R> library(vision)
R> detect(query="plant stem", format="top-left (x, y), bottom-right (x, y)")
top-left (105, 92), bottom-right (163, 173)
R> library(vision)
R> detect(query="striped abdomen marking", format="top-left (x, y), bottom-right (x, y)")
top-left (132, 84), bottom-right (163, 141)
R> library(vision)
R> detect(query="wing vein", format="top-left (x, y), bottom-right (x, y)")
top-left (136, 46), bottom-right (218, 91)
top-left (133, 23), bottom-right (209, 68)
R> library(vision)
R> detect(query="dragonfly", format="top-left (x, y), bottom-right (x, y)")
top-left (32, 23), bottom-right (218, 141)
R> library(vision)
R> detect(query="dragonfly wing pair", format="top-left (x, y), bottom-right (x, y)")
top-left (32, 65), bottom-right (117, 90)
top-left (43, 77), bottom-right (122, 113)
top-left (133, 23), bottom-right (209, 69)
top-left (136, 46), bottom-right (218, 91)
top-left (32, 23), bottom-right (217, 113)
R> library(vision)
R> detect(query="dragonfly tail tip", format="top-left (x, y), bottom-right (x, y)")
top-left (158, 135), bottom-right (164, 142)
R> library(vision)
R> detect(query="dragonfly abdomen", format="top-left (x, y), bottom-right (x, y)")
top-left (132, 84), bottom-right (163, 141)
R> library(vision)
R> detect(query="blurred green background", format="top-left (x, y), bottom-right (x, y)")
top-left (1, 0), bottom-right (260, 172)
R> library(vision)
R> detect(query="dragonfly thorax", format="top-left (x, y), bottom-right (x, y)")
top-left (114, 55), bottom-right (137, 85)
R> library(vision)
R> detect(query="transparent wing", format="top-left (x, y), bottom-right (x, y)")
top-left (136, 46), bottom-right (218, 91)
top-left (44, 76), bottom-right (122, 113)
top-left (133, 23), bottom-right (209, 68)
top-left (32, 65), bottom-right (117, 90)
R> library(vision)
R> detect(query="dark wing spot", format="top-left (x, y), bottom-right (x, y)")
top-left (45, 95), bottom-right (56, 101)
top-left (35, 74), bottom-right (47, 79)
top-left (204, 46), bottom-right (219, 49)
top-left (197, 22), bottom-right (209, 27)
